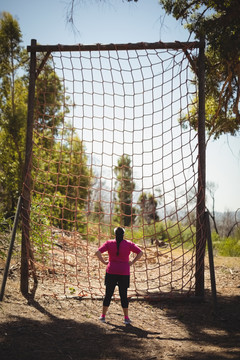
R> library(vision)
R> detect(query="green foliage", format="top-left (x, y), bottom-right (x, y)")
top-left (0, 12), bottom-right (25, 76)
top-left (0, 129), bottom-right (21, 217)
top-left (138, 192), bottom-right (159, 225)
top-left (159, 0), bottom-right (240, 139)
top-left (211, 230), bottom-right (240, 256)
top-left (91, 200), bottom-right (105, 222)
top-left (217, 237), bottom-right (240, 257)
top-left (31, 134), bottom-right (92, 231)
top-left (89, 220), bottom-right (240, 257)
top-left (125, 220), bottom-right (195, 249)
top-left (35, 61), bottom-right (69, 138)
top-left (166, 221), bottom-right (196, 247)
top-left (30, 194), bottom-right (52, 261)
top-left (0, 12), bottom-right (28, 217)
top-left (69, 287), bottom-right (76, 295)
top-left (114, 155), bottom-right (136, 227)
top-left (0, 12), bottom-right (92, 237)
top-left (135, 221), bottom-right (168, 244)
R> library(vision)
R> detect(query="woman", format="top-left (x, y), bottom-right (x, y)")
top-left (95, 226), bottom-right (143, 324)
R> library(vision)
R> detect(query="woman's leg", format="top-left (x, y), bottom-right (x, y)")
top-left (118, 275), bottom-right (129, 321)
top-left (100, 283), bottom-right (116, 320)
top-left (118, 284), bottom-right (129, 310)
top-left (103, 274), bottom-right (117, 309)
top-left (122, 307), bottom-right (129, 318)
top-left (102, 305), bottom-right (109, 316)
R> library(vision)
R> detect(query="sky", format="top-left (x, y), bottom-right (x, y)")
top-left (1, 0), bottom-right (240, 213)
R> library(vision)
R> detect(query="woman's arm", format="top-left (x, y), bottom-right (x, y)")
top-left (95, 250), bottom-right (108, 265)
top-left (129, 251), bottom-right (143, 266)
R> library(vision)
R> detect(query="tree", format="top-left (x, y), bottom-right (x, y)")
top-left (88, 176), bottom-right (106, 222)
top-left (114, 155), bottom-right (136, 227)
top-left (0, 12), bottom-right (28, 217)
top-left (35, 60), bottom-right (68, 138)
top-left (0, 12), bottom-right (69, 219)
top-left (0, 12), bottom-right (91, 233)
top-left (31, 130), bottom-right (92, 231)
top-left (138, 192), bottom-right (159, 225)
top-left (159, 0), bottom-right (240, 139)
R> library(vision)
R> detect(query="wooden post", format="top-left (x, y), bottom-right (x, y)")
top-left (0, 196), bottom-right (22, 301)
top-left (21, 39), bottom-right (37, 297)
top-left (205, 211), bottom-right (217, 312)
top-left (195, 37), bottom-right (206, 297)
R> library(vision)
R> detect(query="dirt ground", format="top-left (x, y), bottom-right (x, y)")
top-left (0, 256), bottom-right (239, 360)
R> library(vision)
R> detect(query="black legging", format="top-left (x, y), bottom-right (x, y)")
top-left (103, 273), bottom-right (129, 308)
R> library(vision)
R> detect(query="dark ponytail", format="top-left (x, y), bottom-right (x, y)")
top-left (114, 227), bottom-right (125, 256)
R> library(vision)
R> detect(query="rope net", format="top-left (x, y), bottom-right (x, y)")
top-left (22, 42), bottom-right (202, 299)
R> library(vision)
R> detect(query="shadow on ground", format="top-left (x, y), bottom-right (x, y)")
top-left (0, 299), bottom-right (154, 360)
top-left (149, 292), bottom-right (240, 360)
top-left (1, 293), bottom-right (239, 360)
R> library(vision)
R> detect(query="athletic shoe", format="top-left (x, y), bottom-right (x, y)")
top-left (99, 316), bottom-right (106, 322)
top-left (124, 317), bottom-right (131, 325)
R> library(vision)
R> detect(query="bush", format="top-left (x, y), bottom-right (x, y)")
top-left (216, 237), bottom-right (240, 257)
top-left (30, 195), bottom-right (51, 261)
top-left (166, 221), bottom-right (196, 248)
top-left (211, 229), bottom-right (240, 257)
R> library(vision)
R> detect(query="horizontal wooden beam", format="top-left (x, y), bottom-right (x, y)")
top-left (27, 40), bottom-right (201, 53)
